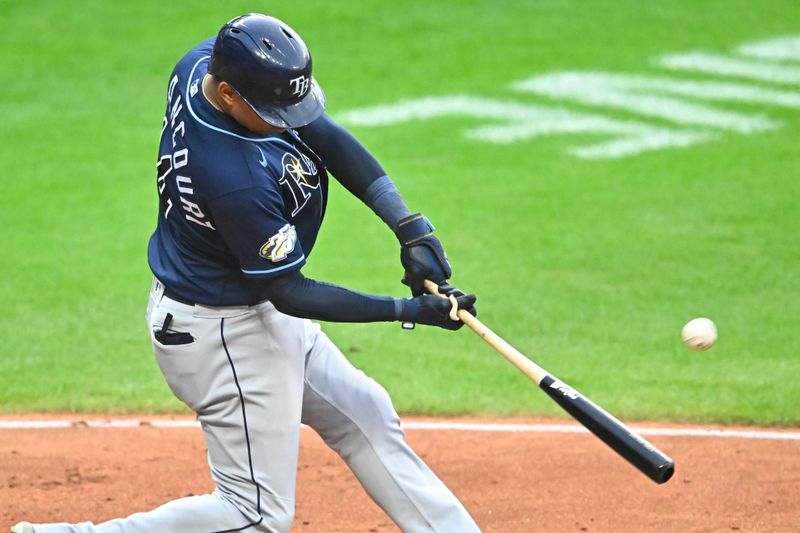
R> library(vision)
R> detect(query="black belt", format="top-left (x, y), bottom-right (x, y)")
top-left (163, 286), bottom-right (196, 306)
top-left (162, 285), bottom-right (267, 308)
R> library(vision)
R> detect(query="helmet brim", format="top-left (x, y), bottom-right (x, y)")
top-left (245, 78), bottom-right (326, 130)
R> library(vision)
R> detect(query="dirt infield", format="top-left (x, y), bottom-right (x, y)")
top-left (1, 417), bottom-right (798, 532)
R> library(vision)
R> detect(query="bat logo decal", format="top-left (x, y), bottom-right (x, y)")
top-left (549, 379), bottom-right (580, 400)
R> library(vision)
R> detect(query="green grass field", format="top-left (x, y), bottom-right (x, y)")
top-left (2, 0), bottom-right (798, 424)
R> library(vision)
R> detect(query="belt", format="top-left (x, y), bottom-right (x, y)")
top-left (163, 286), bottom-right (196, 306)
top-left (160, 282), bottom-right (267, 308)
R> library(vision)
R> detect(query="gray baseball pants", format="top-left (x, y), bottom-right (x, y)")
top-left (29, 280), bottom-right (480, 533)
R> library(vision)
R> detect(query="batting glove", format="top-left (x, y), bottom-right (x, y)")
top-left (400, 291), bottom-right (477, 331)
top-left (396, 213), bottom-right (452, 297)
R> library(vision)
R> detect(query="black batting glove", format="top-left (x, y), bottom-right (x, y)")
top-left (435, 282), bottom-right (478, 319)
top-left (399, 293), bottom-right (477, 331)
top-left (436, 283), bottom-right (465, 298)
top-left (396, 213), bottom-right (452, 297)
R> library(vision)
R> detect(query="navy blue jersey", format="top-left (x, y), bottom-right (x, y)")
top-left (148, 39), bottom-right (328, 306)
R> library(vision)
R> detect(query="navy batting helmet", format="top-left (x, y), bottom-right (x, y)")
top-left (208, 14), bottom-right (326, 129)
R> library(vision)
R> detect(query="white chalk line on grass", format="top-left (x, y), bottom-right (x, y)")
top-left (337, 33), bottom-right (800, 159)
top-left (0, 419), bottom-right (798, 441)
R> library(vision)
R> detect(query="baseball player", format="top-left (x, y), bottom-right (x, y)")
top-left (13, 13), bottom-right (479, 533)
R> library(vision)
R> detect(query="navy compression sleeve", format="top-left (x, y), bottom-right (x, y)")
top-left (296, 114), bottom-right (384, 200)
top-left (296, 115), bottom-right (411, 228)
top-left (261, 270), bottom-right (404, 322)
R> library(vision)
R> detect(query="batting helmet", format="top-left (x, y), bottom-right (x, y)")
top-left (208, 13), bottom-right (326, 129)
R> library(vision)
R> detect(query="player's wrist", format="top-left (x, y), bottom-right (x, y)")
top-left (362, 176), bottom-right (413, 229)
top-left (395, 212), bottom-right (434, 246)
top-left (397, 297), bottom-right (419, 322)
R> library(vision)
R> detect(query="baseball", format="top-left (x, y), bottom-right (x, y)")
top-left (682, 317), bottom-right (717, 351)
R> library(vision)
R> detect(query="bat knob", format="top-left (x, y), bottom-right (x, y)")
top-left (654, 461), bottom-right (675, 484)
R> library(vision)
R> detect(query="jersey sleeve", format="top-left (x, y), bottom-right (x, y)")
top-left (209, 186), bottom-right (306, 278)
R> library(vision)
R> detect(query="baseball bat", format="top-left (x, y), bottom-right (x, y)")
top-left (424, 280), bottom-right (674, 484)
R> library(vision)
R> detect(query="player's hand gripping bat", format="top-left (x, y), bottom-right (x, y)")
top-left (424, 280), bottom-right (674, 484)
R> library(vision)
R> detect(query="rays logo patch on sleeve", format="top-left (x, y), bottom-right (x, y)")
top-left (259, 224), bottom-right (297, 262)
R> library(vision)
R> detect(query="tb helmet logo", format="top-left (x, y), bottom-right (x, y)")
top-left (279, 151), bottom-right (319, 216)
top-left (259, 224), bottom-right (297, 262)
top-left (289, 75), bottom-right (311, 97)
